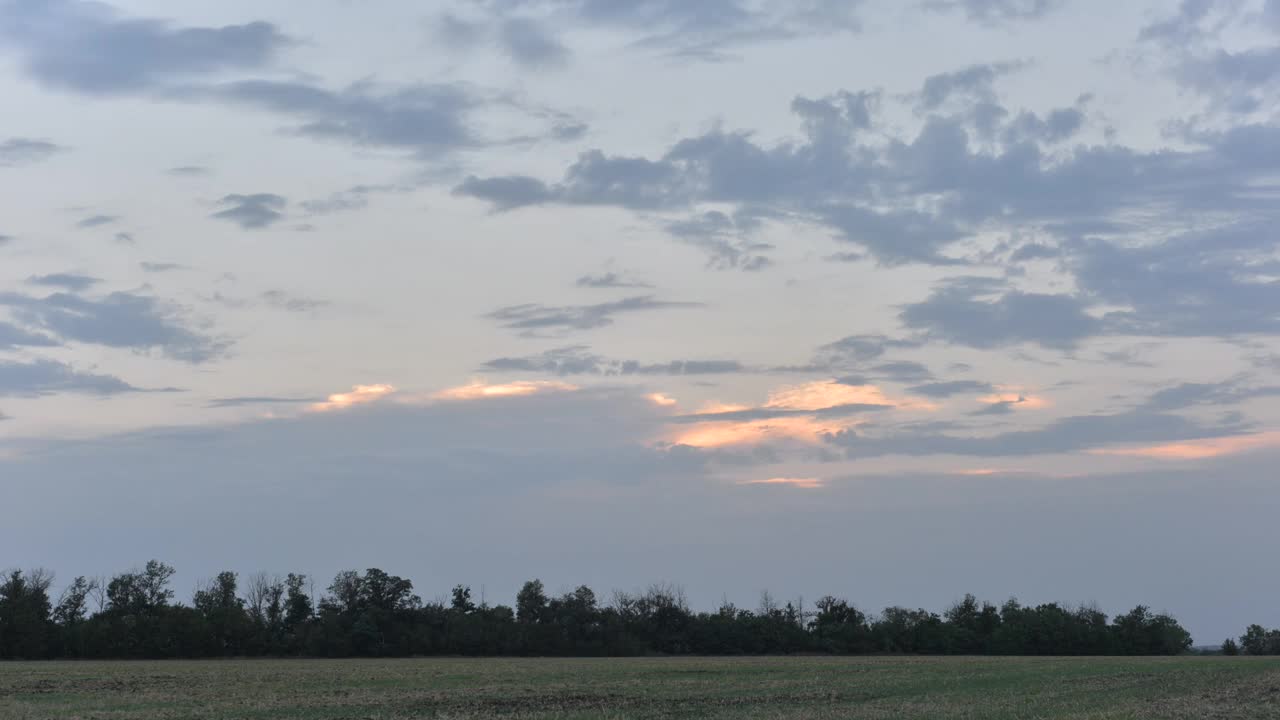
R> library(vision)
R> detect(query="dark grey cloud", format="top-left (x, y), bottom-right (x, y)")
top-left (0, 358), bottom-right (141, 398)
top-left (970, 396), bottom-right (1027, 416)
top-left (923, 0), bottom-right (1062, 23)
top-left (301, 185), bottom-right (395, 215)
top-left (0, 234), bottom-right (13, 246)
top-left (867, 361), bottom-right (934, 383)
top-left (0, 137), bottom-right (63, 167)
top-left (0, 290), bottom-right (226, 363)
top-left (167, 165), bottom-right (210, 176)
top-left (900, 277), bottom-right (1100, 350)
top-left (75, 214), bottom-right (117, 228)
top-left (27, 273), bottom-right (101, 292)
top-left (0, 0), bottom-right (287, 94)
top-left (1068, 222), bottom-right (1280, 338)
top-left (831, 409), bottom-right (1247, 459)
top-left (475, 0), bottom-right (863, 60)
top-left (665, 210), bottom-right (773, 270)
top-left (211, 193), bottom-right (286, 229)
top-left (206, 396), bottom-right (315, 409)
top-left (909, 380), bottom-right (995, 398)
top-left (486, 295), bottom-right (701, 335)
top-left (811, 334), bottom-right (926, 367)
top-left (200, 79), bottom-right (481, 157)
top-left (454, 175), bottom-right (555, 209)
top-left (499, 18), bottom-right (571, 67)
top-left (139, 262), bottom-right (184, 273)
top-left (454, 72), bottom-right (1280, 282)
top-left (113, 232), bottom-right (135, 244)
top-left (0, 322), bottom-right (58, 350)
top-left (259, 290), bottom-right (327, 313)
top-left (575, 272), bottom-right (653, 289)
top-left (1140, 379), bottom-right (1280, 413)
top-left (483, 346), bottom-right (744, 376)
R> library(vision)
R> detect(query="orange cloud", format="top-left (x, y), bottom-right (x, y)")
top-left (672, 416), bottom-right (853, 448)
top-left (739, 477), bottom-right (825, 489)
top-left (433, 380), bottom-right (577, 402)
top-left (647, 392), bottom-right (678, 407)
top-left (1091, 431), bottom-right (1280, 460)
top-left (764, 381), bottom-right (896, 411)
top-left (310, 384), bottom-right (395, 412)
top-left (667, 380), bottom-right (931, 449)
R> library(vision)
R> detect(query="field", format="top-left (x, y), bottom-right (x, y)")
top-left (2, 656), bottom-right (1279, 719)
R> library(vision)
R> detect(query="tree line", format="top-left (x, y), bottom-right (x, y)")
top-left (0, 561), bottom-right (1246, 660)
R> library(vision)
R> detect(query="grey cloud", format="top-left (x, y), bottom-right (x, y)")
top-left (908, 380), bottom-right (995, 398)
top-left (0, 358), bottom-right (141, 397)
top-left (454, 175), bottom-right (554, 210)
top-left (0, 137), bottom-right (63, 167)
top-left (483, 346), bottom-right (744, 375)
top-left (1138, 0), bottom-right (1236, 46)
top-left (76, 214), bottom-right (117, 228)
top-left (1140, 379), bottom-right (1280, 413)
top-left (1174, 46), bottom-right (1280, 115)
top-left (486, 295), bottom-right (701, 334)
top-left (831, 409), bottom-right (1246, 458)
top-left (821, 205), bottom-right (966, 266)
top-left (923, 0), bottom-right (1062, 23)
top-left (114, 232), bottom-right (135, 244)
top-left (575, 272), bottom-right (653, 289)
top-left (27, 273), bottom-right (101, 292)
top-left (1008, 242), bottom-right (1059, 262)
top-left (434, 12), bottom-right (487, 51)
top-left (918, 62), bottom-right (1021, 110)
top-left (211, 193), bottom-right (286, 229)
top-left (899, 277), bottom-right (1100, 350)
top-left (671, 402), bottom-right (893, 425)
top-left (499, 18), bottom-right (570, 67)
top-left (0, 0), bottom-right (287, 94)
top-left (0, 290), bottom-right (226, 363)
top-left (0, 234), bottom-right (12, 246)
top-left (480, 0), bottom-right (863, 58)
top-left (867, 361), bottom-right (934, 383)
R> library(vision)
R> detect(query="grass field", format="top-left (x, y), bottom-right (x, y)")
top-left (2, 656), bottom-right (1279, 719)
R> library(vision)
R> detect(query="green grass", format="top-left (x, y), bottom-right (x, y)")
top-left (2, 656), bottom-right (1279, 719)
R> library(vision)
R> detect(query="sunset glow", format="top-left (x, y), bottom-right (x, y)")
top-left (1091, 431), bottom-right (1280, 460)
top-left (310, 384), bottom-right (396, 412)
top-left (433, 380), bottom-right (578, 402)
top-left (739, 477), bottom-right (825, 489)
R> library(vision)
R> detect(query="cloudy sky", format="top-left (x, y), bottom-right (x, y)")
top-left (3, 0), bottom-right (1280, 643)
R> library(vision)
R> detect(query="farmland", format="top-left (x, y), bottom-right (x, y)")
top-left (3, 655), bottom-right (1279, 719)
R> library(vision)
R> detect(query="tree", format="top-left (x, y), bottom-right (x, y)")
top-left (516, 580), bottom-right (548, 623)
top-left (0, 569), bottom-right (54, 659)
top-left (284, 574), bottom-right (313, 628)
top-left (1221, 638), bottom-right (1240, 656)
top-left (53, 576), bottom-right (96, 627)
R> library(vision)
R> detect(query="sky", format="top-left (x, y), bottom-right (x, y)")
top-left (2, 0), bottom-right (1279, 644)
